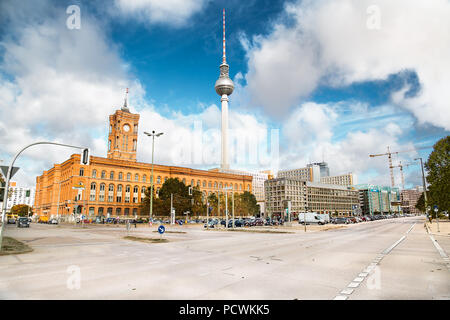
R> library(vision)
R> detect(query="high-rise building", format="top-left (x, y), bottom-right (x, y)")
top-left (1, 183), bottom-right (35, 212)
top-left (264, 177), bottom-right (359, 218)
top-left (400, 186), bottom-right (423, 215)
top-left (320, 173), bottom-right (357, 186)
top-left (277, 162), bottom-right (330, 182)
top-left (214, 9), bottom-right (234, 170)
top-left (355, 184), bottom-right (401, 215)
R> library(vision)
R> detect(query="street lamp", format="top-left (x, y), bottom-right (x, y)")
top-left (414, 157), bottom-right (428, 215)
top-left (144, 131), bottom-right (163, 221)
top-left (223, 186), bottom-right (232, 229)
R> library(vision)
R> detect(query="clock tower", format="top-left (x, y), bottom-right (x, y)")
top-left (107, 89), bottom-right (140, 162)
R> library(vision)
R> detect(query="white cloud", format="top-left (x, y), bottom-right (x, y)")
top-left (242, 0), bottom-right (450, 129)
top-left (113, 0), bottom-right (206, 27)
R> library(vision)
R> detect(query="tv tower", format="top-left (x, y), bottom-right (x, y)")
top-left (215, 8), bottom-right (234, 170)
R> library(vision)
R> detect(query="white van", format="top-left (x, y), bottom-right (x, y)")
top-left (298, 212), bottom-right (326, 225)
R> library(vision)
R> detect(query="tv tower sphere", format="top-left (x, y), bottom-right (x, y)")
top-left (215, 63), bottom-right (234, 96)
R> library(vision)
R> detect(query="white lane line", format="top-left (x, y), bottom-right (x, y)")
top-left (382, 235), bottom-right (406, 255)
top-left (429, 234), bottom-right (450, 270)
top-left (333, 222), bottom-right (416, 300)
top-left (348, 282), bottom-right (360, 288)
top-left (340, 288), bottom-right (354, 295)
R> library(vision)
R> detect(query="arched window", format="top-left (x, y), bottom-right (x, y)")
top-left (247, 185), bottom-right (250, 191)
top-left (143, 175), bottom-right (147, 183)
top-left (157, 176), bottom-right (161, 184)
top-left (203, 180), bottom-right (206, 187)
top-left (127, 173), bottom-right (131, 181)
top-left (141, 186), bottom-right (147, 194)
top-left (191, 179), bottom-right (194, 186)
top-left (108, 184), bottom-right (114, 192)
top-left (133, 186), bottom-right (139, 193)
top-left (99, 183), bottom-right (105, 191)
top-left (118, 172), bottom-right (123, 180)
top-left (240, 184), bottom-right (242, 190)
top-left (90, 182), bottom-right (96, 190)
top-left (92, 170), bottom-right (97, 178)
top-left (79, 168), bottom-right (84, 176)
top-left (182, 178), bottom-right (186, 184)
top-left (219, 182), bottom-right (223, 189)
top-left (214, 182), bottom-right (218, 188)
top-left (101, 171), bottom-right (106, 179)
top-left (110, 171), bottom-right (114, 180)
top-left (117, 184), bottom-right (123, 192)
top-left (197, 180), bottom-right (201, 187)
top-left (164, 177), bottom-right (168, 183)
top-left (135, 174), bottom-right (139, 182)
top-left (126, 185), bottom-right (131, 193)
top-left (225, 183), bottom-right (228, 188)
top-left (208, 181), bottom-right (212, 188)
top-left (108, 140), bottom-right (111, 151)
top-left (116, 208), bottom-right (121, 215)
top-left (124, 208), bottom-right (130, 216)
top-left (235, 183), bottom-right (238, 190)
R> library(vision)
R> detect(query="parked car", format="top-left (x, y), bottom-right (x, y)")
top-left (7, 217), bottom-right (16, 224)
top-left (17, 217), bottom-right (30, 228)
top-left (49, 218), bottom-right (58, 224)
top-left (333, 217), bottom-right (350, 224)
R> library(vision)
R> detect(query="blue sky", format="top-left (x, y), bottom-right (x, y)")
top-left (0, 0), bottom-right (449, 189)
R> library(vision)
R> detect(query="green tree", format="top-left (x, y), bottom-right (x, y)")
top-left (238, 191), bottom-right (259, 217)
top-left (415, 192), bottom-right (425, 213)
top-left (425, 136), bottom-right (450, 214)
top-left (11, 204), bottom-right (32, 217)
top-left (207, 192), bottom-right (218, 216)
top-left (140, 178), bottom-right (193, 218)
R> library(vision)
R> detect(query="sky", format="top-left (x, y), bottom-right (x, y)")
top-left (0, 0), bottom-right (449, 189)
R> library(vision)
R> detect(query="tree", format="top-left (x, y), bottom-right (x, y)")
top-left (415, 192), bottom-right (425, 213)
top-left (140, 178), bottom-right (192, 218)
top-left (237, 191), bottom-right (259, 217)
top-left (10, 204), bottom-right (32, 217)
top-left (425, 136), bottom-right (450, 213)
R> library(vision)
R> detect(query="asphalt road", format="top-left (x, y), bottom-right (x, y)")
top-left (0, 216), bottom-right (448, 299)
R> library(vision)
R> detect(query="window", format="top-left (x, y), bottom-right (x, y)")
top-left (79, 168), bottom-right (84, 176)
top-left (135, 174), bottom-right (139, 182)
top-left (117, 184), bottom-right (123, 192)
top-left (143, 175), bottom-right (147, 183)
top-left (219, 182), bottom-right (223, 189)
top-left (203, 180), bottom-right (206, 187)
top-left (108, 184), bottom-right (114, 192)
top-left (101, 171), bottom-right (106, 179)
top-left (133, 208), bottom-right (138, 216)
top-left (214, 182), bottom-right (218, 188)
top-left (100, 184), bottom-right (105, 191)
top-left (118, 172), bottom-right (123, 180)
top-left (92, 170), bottom-right (97, 178)
top-left (157, 176), bottom-right (161, 184)
top-left (164, 177), bottom-right (168, 183)
top-left (126, 185), bottom-right (131, 193)
top-left (208, 181), bottom-right (212, 188)
top-left (116, 208), bottom-right (121, 215)
top-left (133, 139), bottom-right (137, 151)
top-left (141, 186), bottom-right (147, 195)
top-left (90, 183), bottom-right (96, 190)
top-left (110, 171), bottom-right (114, 180)
top-left (197, 180), bottom-right (201, 187)
top-left (182, 178), bottom-right (186, 184)
top-left (134, 124), bottom-right (138, 133)
top-left (127, 173), bottom-right (131, 181)
top-left (108, 140), bottom-right (111, 151)
top-left (124, 208), bottom-right (130, 216)
top-left (191, 179), bottom-right (194, 186)
top-left (247, 185), bottom-right (250, 191)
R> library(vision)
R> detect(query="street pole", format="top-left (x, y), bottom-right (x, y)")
top-left (0, 141), bottom-right (88, 250)
top-left (232, 192), bottom-right (235, 228)
top-left (206, 200), bottom-right (209, 229)
top-left (415, 157), bottom-right (428, 216)
top-left (304, 206), bottom-right (307, 232)
top-left (170, 193), bottom-right (173, 225)
top-left (144, 131), bottom-right (163, 222)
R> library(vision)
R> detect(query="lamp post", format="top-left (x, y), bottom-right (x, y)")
top-left (414, 157), bottom-right (428, 216)
top-left (144, 131), bottom-right (163, 221)
top-left (223, 186), bottom-right (232, 229)
top-left (0, 142), bottom-right (88, 249)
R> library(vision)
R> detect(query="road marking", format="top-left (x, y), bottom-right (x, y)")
top-left (348, 282), bottom-right (360, 288)
top-left (340, 288), bottom-right (354, 295)
top-left (333, 222), bottom-right (415, 300)
top-left (429, 234), bottom-right (450, 271)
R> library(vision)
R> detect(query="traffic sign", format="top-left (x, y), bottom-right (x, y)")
top-left (0, 166), bottom-right (20, 179)
top-left (434, 205), bottom-right (438, 212)
top-left (158, 225), bottom-right (165, 234)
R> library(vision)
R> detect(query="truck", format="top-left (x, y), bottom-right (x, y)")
top-left (316, 213), bottom-right (330, 223)
top-left (298, 212), bottom-right (326, 225)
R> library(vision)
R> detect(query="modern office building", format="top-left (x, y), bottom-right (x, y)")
top-left (320, 173), bottom-right (357, 186)
top-left (400, 186), bottom-right (423, 215)
top-left (264, 177), bottom-right (359, 218)
top-left (277, 162), bottom-right (330, 183)
top-left (0, 181), bottom-right (35, 213)
top-left (355, 184), bottom-right (401, 215)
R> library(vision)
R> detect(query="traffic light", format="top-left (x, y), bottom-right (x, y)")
top-left (80, 148), bottom-right (90, 165)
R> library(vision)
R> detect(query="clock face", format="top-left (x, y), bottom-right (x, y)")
top-left (123, 124), bottom-right (130, 132)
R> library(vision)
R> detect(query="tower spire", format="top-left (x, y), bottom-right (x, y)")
top-left (222, 8), bottom-right (226, 64)
top-left (122, 88), bottom-right (129, 112)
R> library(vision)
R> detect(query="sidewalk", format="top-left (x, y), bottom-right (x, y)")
top-left (425, 219), bottom-right (450, 237)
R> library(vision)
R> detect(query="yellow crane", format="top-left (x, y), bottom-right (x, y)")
top-left (369, 146), bottom-right (432, 188)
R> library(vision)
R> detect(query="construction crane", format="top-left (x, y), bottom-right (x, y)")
top-left (369, 146), bottom-right (432, 188)
top-left (391, 161), bottom-right (414, 190)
